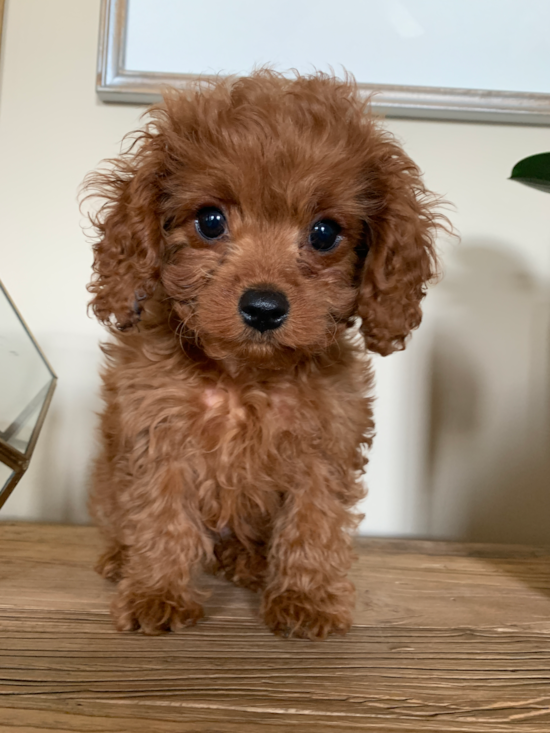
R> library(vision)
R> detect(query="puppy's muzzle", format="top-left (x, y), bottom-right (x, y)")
top-left (239, 289), bottom-right (289, 333)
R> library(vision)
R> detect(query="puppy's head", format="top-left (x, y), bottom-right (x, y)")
top-left (85, 71), bottom-right (446, 366)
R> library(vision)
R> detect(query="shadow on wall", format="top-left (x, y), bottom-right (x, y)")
top-left (426, 241), bottom-right (550, 544)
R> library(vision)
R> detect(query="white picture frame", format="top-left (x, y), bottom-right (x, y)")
top-left (97, 0), bottom-right (550, 125)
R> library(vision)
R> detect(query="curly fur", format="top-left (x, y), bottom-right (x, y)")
top-left (84, 70), bottom-right (446, 639)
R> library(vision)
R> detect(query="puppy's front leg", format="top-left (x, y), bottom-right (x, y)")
top-left (111, 463), bottom-right (211, 635)
top-left (261, 463), bottom-right (359, 640)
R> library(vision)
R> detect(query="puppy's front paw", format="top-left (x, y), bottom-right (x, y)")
top-left (262, 589), bottom-right (353, 640)
top-left (112, 582), bottom-right (204, 635)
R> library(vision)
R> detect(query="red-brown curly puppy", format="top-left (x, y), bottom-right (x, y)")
top-left (85, 71), bottom-right (444, 639)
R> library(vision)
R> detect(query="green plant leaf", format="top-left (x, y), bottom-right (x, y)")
top-left (510, 152), bottom-right (550, 193)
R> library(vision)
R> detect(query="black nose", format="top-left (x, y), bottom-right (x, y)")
top-left (239, 289), bottom-right (289, 333)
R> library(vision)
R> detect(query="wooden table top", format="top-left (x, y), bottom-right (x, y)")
top-left (1, 522), bottom-right (550, 732)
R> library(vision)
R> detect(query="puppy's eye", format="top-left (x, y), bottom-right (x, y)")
top-left (309, 219), bottom-right (342, 252)
top-left (195, 207), bottom-right (227, 240)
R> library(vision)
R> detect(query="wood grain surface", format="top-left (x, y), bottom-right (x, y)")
top-left (1, 522), bottom-right (550, 731)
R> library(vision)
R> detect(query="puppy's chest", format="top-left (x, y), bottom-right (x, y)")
top-left (198, 383), bottom-right (297, 441)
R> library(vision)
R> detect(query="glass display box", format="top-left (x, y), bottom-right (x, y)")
top-left (0, 281), bottom-right (57, 509)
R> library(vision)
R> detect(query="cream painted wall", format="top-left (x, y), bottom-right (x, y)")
top-left (1, 0), bottom-right (549, 541)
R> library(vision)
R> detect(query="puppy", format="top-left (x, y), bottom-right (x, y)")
top-left (85, 71), bottom-right (444, 639)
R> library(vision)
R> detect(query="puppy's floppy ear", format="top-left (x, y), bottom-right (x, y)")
top-left (357, 143), bottom-right (446, 356)
top-left (83, 131), bottom-right (167, 331)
